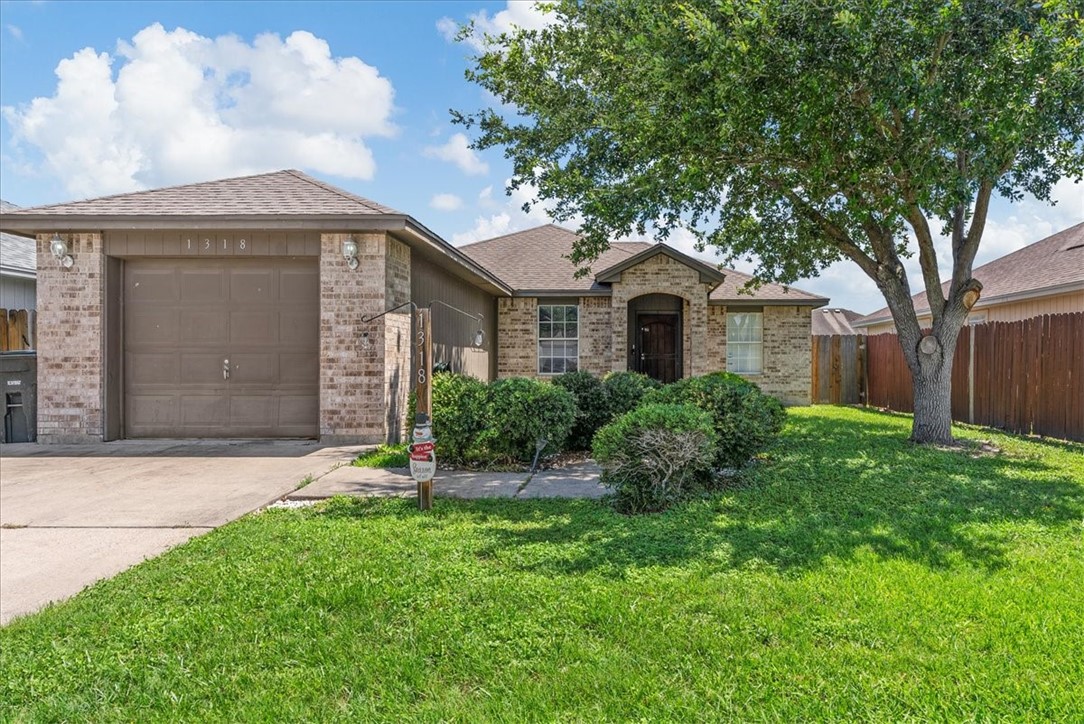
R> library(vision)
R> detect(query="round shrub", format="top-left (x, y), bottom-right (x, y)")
top-left (644, 372), bottom-right (785, 469)
top-left (430, 372), bottom-right (487, 465)
top-left (602, 371), bottom-right (662, 419)
top-left (477, 377), bottom-right (576, 464)
top-left (553, 371), bottom-right (611, 451)
top-left (593, 403), bottom-right (718, 513)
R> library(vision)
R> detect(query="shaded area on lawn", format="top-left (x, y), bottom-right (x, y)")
top-left (327, 407), bottom-right (1084, 577)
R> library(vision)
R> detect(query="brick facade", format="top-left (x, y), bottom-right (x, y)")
top-left (707, 304), bottom-right (727, 372)
top-left (497, 297), bottom-right (538, 377)
top-left (35, 233), bottom-right (105, 443)
top-left (578, 296), bottom-right (613, 376)
top-left (747, 305), bottom-right (812, 405)
top-left (383, 237), bottom-right (412, 442)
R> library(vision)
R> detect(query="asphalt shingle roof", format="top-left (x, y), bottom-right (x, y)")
top-left (0, 200), bottom-right (35, 275)
top-left (0, 170), bottom-right (402, 217)
top-left (857, 221), bottom-right (1084, 326)
top-left (811, 308), bottom-right (865, 335)
top-left (460, 224), bottom-right (828, 304)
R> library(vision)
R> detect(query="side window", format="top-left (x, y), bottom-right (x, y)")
top-left (538, 304), bottom-right (579, 374)
top-left (726, 312), bottom-right (763, 374)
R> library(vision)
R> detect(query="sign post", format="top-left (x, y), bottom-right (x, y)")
top-left (409, 308), bottom-right (435, 510)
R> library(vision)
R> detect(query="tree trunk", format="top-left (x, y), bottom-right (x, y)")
top-left (910, 352), bottom-right (954, 444)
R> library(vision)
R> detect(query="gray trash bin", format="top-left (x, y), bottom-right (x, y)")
top-left (1, 352), bottom-right (37, 443)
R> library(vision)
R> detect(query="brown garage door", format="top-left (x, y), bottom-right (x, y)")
top-left (124, 258), bottom-right (319, 438)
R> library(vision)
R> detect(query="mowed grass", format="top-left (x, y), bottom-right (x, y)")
top-left (2, 407), bottom-right (1083, 721)
top-left (353, 443), bottom-right (409, 469)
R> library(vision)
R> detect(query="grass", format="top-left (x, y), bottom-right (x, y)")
top-left (3, 406), bottom-right (1083, 720)
top-left (353, 443), bottom-right (408, 468)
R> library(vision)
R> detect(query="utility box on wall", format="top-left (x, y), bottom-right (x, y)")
top-left (1, 351), bottom-right (37, 443)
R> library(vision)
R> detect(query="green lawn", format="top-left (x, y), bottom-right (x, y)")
top-left (353, 443), bottom-right (409, 468)
top-left (3, 407), bottom-right (1083, 721)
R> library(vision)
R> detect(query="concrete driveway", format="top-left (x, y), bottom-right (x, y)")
top-left (0, 439), bottom-right (357, 625)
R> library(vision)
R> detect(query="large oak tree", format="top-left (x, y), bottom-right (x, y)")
top-left (453, 0), bottom-right (1084, 444)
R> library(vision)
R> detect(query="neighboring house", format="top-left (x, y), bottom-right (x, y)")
top-left (811, 308), bottom-right (865, 336)
top-left (0, 200), bottom-right (37, 310)
top-left (855, 222), bottom-right (1084, 334)
top-left (462, 225), bottom-right (826, 405)
top-left (0, 170), bottom-right (826, 445)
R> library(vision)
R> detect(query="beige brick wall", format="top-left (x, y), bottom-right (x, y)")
top-left (497, 297), bottom-right (538, 377)
top-left (320, 232), bottom-right (396, 444)
top-left (384, 237), bottom-right (411, 442)
top-left (578, 296), bottom-right (612, 376)
top-left (611, 254), bottom-right (713, 376)
top-left (35, 233), bottom-right (104, 443)
top-left (707, 304), bottom-right (727, 372)
top-left (743, 305), bottom-right (812, 405)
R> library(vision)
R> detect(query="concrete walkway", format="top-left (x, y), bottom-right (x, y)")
top-left (0, 439), bottom-right (356, 625)
top-left (289, 461), bottom-right (606, 501)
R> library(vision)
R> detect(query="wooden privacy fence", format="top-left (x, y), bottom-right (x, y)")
top-left (0, 309), bottom-right (35, 352)
top-left (861, 312), bottom-right (1082, 441)
top-left (811, 334), bottom-right (866, 404)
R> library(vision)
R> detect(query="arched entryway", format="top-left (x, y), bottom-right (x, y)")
top-left (628, 293), bottom-right (683, 383)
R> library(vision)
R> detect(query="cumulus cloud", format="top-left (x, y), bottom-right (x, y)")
top-left (2, 23), bottom-right (396, 198)
top-left (438, 1), bottom-right (553, 52)
top-left (429, 193), bottom-right (463, 211)
top-left (423, 132), bottom-right (489, 175)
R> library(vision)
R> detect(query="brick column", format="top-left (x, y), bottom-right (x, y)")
top-left (383, 237), bottom-right (411, 442)
top-left (36, 232), bottom-right (105, 443)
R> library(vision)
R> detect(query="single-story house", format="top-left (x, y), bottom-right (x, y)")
top-left (811, 308), bottom-right (864, 336)
top-left (0, 170), bottom-right (826, 445)
top-left (854, 222), bottom-right (1084, 334)
top-left (0, 200), bottom-right (37, 311)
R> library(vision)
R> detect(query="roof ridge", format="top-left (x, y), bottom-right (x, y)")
top-left (282, 169), bottom-right (394, 215)
top-left (458, 222), bottom-right (578, 250)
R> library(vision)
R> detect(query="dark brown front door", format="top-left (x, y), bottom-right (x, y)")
top-left (123, 258), bottom-right (319, 438)
top-left (635, 313), bottom-right (680, 383)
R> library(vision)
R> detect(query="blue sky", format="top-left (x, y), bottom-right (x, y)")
top-left (1, 0), bottom-right (1081, 314)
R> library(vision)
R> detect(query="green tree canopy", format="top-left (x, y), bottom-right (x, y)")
top-left (455, 0), bottom-right (1084, 443)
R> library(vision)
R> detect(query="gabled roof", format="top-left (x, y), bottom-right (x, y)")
top-left (812, 308), bottom-right (865, 335)
top-left (855, 221), bottom-right (1084, 327)
top-left (0, 200), bottom-right (35, 277)
top-left (595, 243), bottom-right (726, 287)
top-left (460, 223), bottom-right (828, 305)
top-left (0, 169), bottom-right (401, 219)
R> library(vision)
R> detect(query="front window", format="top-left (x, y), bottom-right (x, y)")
top-left (727, 312), bottom-right (763, 374)
top-left (538, 304), bottom-right (579, 374)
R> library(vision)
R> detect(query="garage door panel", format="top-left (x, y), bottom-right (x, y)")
top-left (124, 257), bottom-right (318, 439)
top-left (180, 310), bottom-right (229, 346)
top-left (128, 269), bottom-right (179, 301)
top-left (180, 269), bottom-right (228, 302)
top-left (128, 353), bottom-right (180, 385)
top-left (127, 309), bottom-right (180, 347)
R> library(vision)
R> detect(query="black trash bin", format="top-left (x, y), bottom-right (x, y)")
top-left (1, 351), bottom-right (37, 443)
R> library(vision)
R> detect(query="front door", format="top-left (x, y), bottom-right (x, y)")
top-left (635, 313), bottom-right (680, 383)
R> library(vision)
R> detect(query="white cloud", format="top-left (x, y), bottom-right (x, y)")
top-left (430, 193), bottom-right (463, 211)
top-left (423, 132), bottom-right (489, 175)
top-left (438, 2), bottom-right (553, 52)
top-left (6, 24), bottom-right (23, 42)
top-left (2, 23), bottom-right (396, 198)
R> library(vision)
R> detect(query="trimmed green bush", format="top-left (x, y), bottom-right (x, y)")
top-left (602, 371), bottom-right (661, 419)
top-left (430, 372), bottom-right (487, 465)
top-left (477, 377), bottom-right (576, 463)
top-left (593, 403), bottom-right (718, 513)
top-left (553, 371), bottom-right (611, 451)
top-left (644, 372), bottom-right (785, 469)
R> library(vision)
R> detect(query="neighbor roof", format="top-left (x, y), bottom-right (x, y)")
top-left (855, 221), bottom-right (1084, 327)
top-left (460, 224), bottom-right (828, 305)
top-left (812, 308), bottom-right (865, 335)
top-left (0, 169), bottom-right (401, 219)
top-left (0, 200), bottom-right (35, 277)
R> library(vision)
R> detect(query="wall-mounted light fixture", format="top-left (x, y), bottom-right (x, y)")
top-left (342, 237), bottom-right (360, 270)
top-left (471, 328), bottom-right (486, 349)
top-left (50, 233), bottom-right (74, 269)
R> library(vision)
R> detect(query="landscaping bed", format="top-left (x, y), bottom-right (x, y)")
top-left (3, 406), bottom-right (1082, 720)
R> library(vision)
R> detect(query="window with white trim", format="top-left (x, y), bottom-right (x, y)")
top-left (538, 304), bottom-right (579, 374)
top-left (726, 312), bottom-right (763, 374)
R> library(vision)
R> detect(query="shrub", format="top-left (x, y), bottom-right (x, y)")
top-left (430, 372), bottom-right (487, 465)
top-left (644, 372), bottom-right (786, 469)
top-left (602, 371), bottom-right (662, 419)
top-left (593, 403), bottom-right (718, 513)
top-left (477, 377), bottom-right (576, 464)
top-left (553, 371), bottom-right (612, 450)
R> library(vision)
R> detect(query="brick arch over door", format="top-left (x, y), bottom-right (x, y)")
top-left (608, 254), bottom-right (714, 377)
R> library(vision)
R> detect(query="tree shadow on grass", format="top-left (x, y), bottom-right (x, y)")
top-left (459, 410), bottom-right (1084, 577)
